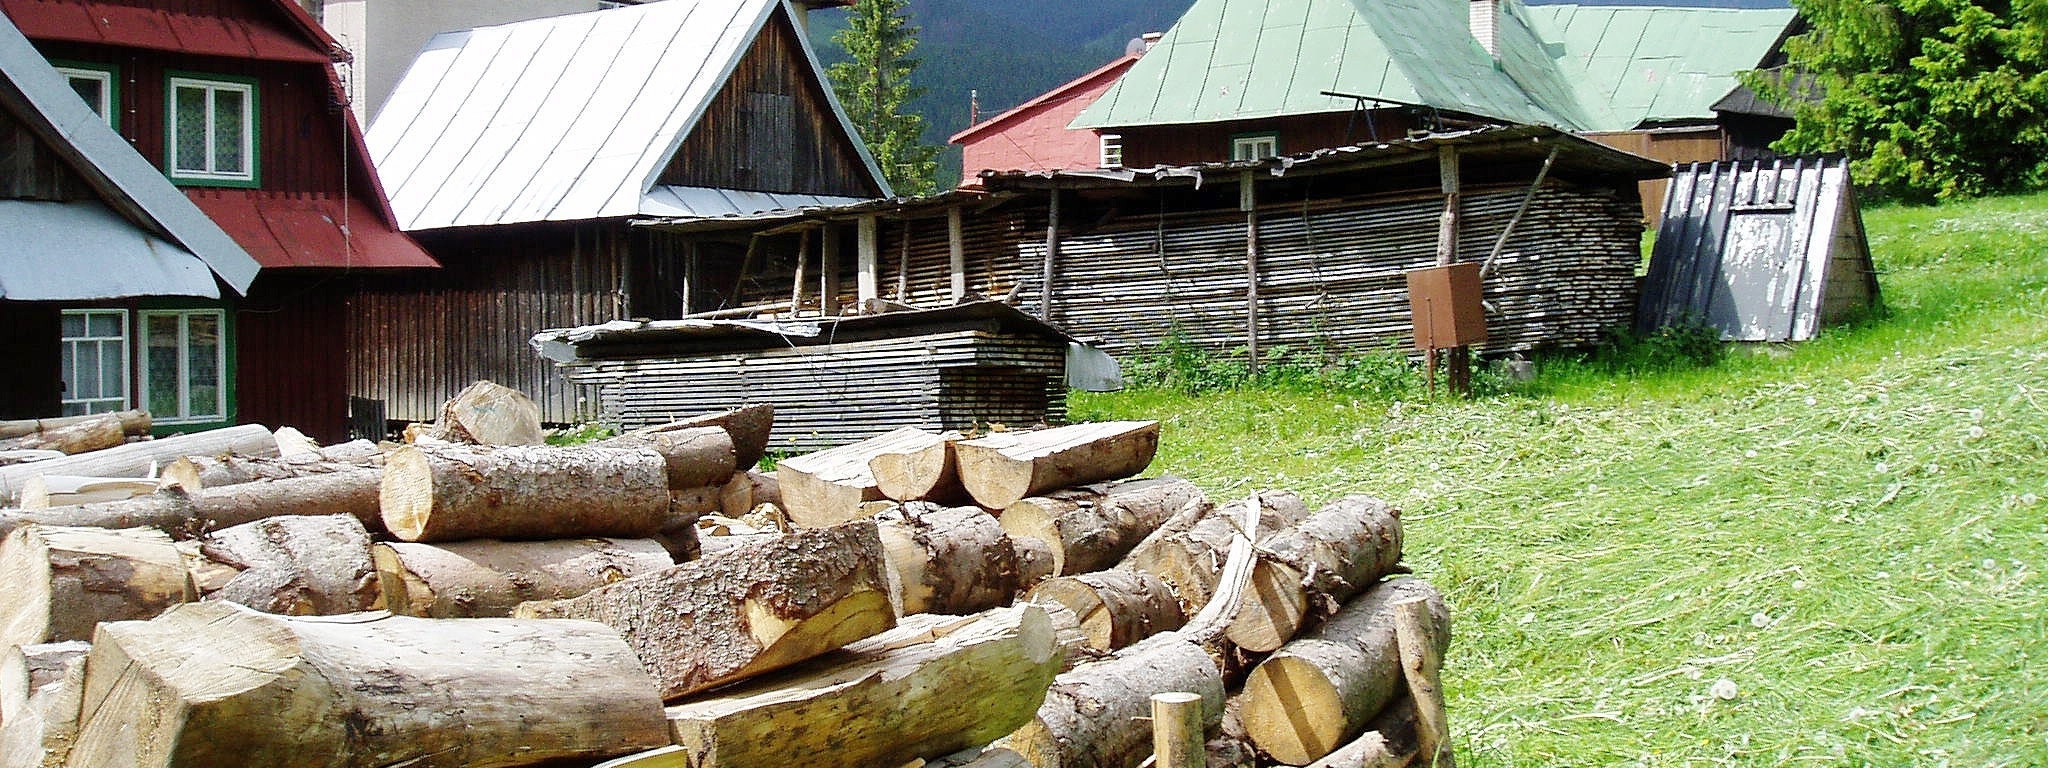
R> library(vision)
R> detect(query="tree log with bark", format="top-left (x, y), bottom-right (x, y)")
top-left (1024, 569), bottom-right (1185, 652)
top-left (875, 504), bottom-right (1019, 616)
top-left (1122, 490), bottom-right (1312, 615)
top-left (516, 520), bottom-right (896, 700)
top-left (380, 444), bottom-right (670, 542)
top-left (601, 426), bottom-right (736, 491)
top-left (1227, 495), bottom-right (1403, 653)
top-left (420, 380), bottom-right (545, 446)
top-left (994, 632), bottom-right (1225, 768)
top-left (625, 404), bottom-right (775, 472)
top-left (64, 601), bottom-right (670, 768)
top-left (0, 414), bottom-right (125, 455)
top-left (195, 515), bottom-right (380, 615)
top-left (375, 538), bottom-right (672, 618)
top-left (159, 444), bottom-right (381, 492)
top-left (0, 410), bottom-right (149, 441)
top-left (777, 427), bottom-right (937, 527)
top-left (999, 477), bottom-right (1205, 577)
top-left (0, 424), bottom-right (277, 504)
top-left (17, 476), bottom-right (159, 508)
top-left (0, 468), bottom-right (385, 541)
top-left (718, 470), bottom-right (780, 517)
top-left (955, 422), bottom-right (1161, 510)
top-left (0, 525), bottom-right (193, 649)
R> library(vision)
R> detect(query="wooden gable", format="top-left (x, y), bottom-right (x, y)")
top-left (0, 100), bottom-right (94, 201)
top-left (659, 8), bottom-right (880, 198)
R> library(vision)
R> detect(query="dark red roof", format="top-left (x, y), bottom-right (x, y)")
top-left (188, 190), bottom-right (438, 269)
top-left (0, 0), bottom-right (340, 63)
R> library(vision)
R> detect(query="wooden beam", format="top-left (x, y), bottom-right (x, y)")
top-left (857, 215), bottom-right (881, 306)
top-left (1042, 191), bottom-right (1061, 321)
top-left (1436, 146), bottom-right (1460, 267)
top-left (948, 205), bottom-right (968, 301)
top-left (790, 229), bottom-right (810, 316)
top-left (681, 240), bottom-right (698, 316)
top-left (895, 217), bottom-right (912, 300)
top-left (821, 223), bottom-right (842, 316)
top-left (1242, 171), bottom-right (1261, 376)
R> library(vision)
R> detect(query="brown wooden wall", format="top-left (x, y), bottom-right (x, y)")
top-left (0, 104), bottom-right (95, 201)
top-left (1584, 127), bottom-right (1727, 221)
top-left (1118, 110), bottom-right (1419, 169)
top-left (659, 9), bottom-right (879, 198)
top-left (0, 302), bottom-right (62, 419)
top-left (236, 273), bottom-right (351, 441)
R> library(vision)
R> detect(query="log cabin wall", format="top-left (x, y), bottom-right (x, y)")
top-left (236, 273), bottom-right (351, 442)
top-left (1584, 126), bottom-right (1726, 222)
top-left (1117, 111), bottom-right (1420, 169)
top-left (0, 101), bottom-right (96, 201)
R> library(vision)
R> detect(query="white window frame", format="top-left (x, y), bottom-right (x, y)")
top-left (166, 76), bottom-right (256, 184)
top-left (1099, 133), bottom-right (1125, 169)
top-left (1231, 134), bottom-right (1279, 162)
top-left (59, 309), bottom-right (129, 416)
top-left (52, 66), bottom-right (115, 126)
top-left (138, 309), bottom-right (227, 424)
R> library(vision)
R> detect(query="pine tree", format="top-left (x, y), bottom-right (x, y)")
top-left (1755, 0), bottom-right (2048, 201)
top-left (828, 0), bottom-right (942, 197)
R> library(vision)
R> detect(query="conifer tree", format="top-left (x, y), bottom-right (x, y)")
top-left (829, 0), bottom-right (941, 196)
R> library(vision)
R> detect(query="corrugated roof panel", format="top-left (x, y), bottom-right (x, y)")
top-left (638, 185), bottom-right (866, 220)
top-left (1237, 17), bottom-right (1305, 116)
top-left (1524, 5), bottom-right (1794, 126)
top-left (446, 14), bottom-right (609, 226)
top-left (0, 0), bottom-right (334, 63)
top-left (398, 21), bottom-right (559, 229)
top-left (0, 200), bottom-right (220, 299)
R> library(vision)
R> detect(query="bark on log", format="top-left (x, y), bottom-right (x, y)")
top-left (0, 525), bottom-right (193, 649)
top-left (777, 427), bottom-right (935, 527)
top-left (875, 504), bottom-right (1019, 616)
top-left (196, 515), bottom-right (380, 615)
top-left (422, 380), bottom-right (545, 446)
top-left (1305, 696), bottom-right (1422, 768)
top-left (1025, 570), bottom-right (1185, 652)
top-left (626, 404), bottom-right (775, 473)
top-left (1227, 496), bottom-right (1404, 653)
top-left (1393, 597), bottom-right (1452, 768)
top-left (996, 633), bottom-right (1224, 768)
top-left (869, 430), bottom-right (966, 503)
top-left (664, 605), bottom-right (1061, 768)
top-left (0, 469), bottom-right (384, 542)
top-left (1, 641), bottom-right (87, 726)
top-left (374, 538), bottom-right (672, 618)
top-left (0, 410), bottom-right (149, 440)
top-left (0, 415), bottom-right (125, 455)
top-left (18, 476), bottom-right (159, 508)
top-left (65, 602), bottom-right (670, 768)
top-left (0, 644), bottom-right (84, 767)
top-left (1124, 490), bottom-right (1312, 615)
top-left (695, 531), bottom-right (781, 560)
top-left (603, 426), bottom-right (737, 491)
top-left (380, 444), bottom-right (670, 542)
top-left (0, 424), bottom-right (277, 504)
top-left (516, 521), bottom-right (896, 700)
top-left (719, 470), bottom-right (781, 517)
top-left (955, 422), bottom-right (1161, 510)
top-left (160, 448), bottom-right (381, 492)
top-left (0, 450), bottom-right (64, 467)
top-left (999, 477), bottom-right (1206, 577)
top-left (1011, 535), bottom-right (1056, 591)
top-left (1241, 579), bottom-right (1449, 766)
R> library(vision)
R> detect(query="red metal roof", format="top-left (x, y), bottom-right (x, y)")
top-left (0, 0), bottom-right (340, 63)
top-left (188, 190), bottom-right (438, 269)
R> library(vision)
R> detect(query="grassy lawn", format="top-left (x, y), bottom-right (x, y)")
top-left (1071, 191), bottom-right (2048, 766)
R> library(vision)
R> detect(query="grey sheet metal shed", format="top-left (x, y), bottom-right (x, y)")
top-left (1639, 156), bottom-right (1878, 342)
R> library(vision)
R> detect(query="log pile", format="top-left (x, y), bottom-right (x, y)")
top-left (0, 383), bottom-right (1458, 768)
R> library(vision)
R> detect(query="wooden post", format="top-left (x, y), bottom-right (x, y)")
top-left (681, 240), bottom-right (698, 316)
top-left (948, 205), bottom-right (968, 301)
top-left (1242, 171), bottom-right (1261, 376)
top-left (791, 229), bottom-right (811, 315)
top-left (1435, 145), bottom-right (1469, 396)
top-left (1394, 596), bottom-right (1454, 768)
top-left (896, 217), bottom-right (912, 300)
top-left (857, 215), bottom-right (881, 308)
top-left (821, 222), bottom-right (842, 316)
top-left (1042, 190), bottom-right (1060, 321)
top-left (1151, 691), bottom-right (1205, 768)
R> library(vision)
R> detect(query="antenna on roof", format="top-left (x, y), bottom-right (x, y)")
top-left (969, 89), bottom-right (980, 126)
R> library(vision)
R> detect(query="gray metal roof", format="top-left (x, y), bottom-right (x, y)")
top-left (0, 14), bottom-right (259, 299)
top-left (1640, 156), bottom-right (1877, 342)
top-left (639, 186), bottom-right (870, 220)
top-left (366, 0), bottom-right (890, 232)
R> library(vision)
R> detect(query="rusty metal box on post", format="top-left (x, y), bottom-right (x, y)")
top-left (1406, 262), bottom-right (1487, 349)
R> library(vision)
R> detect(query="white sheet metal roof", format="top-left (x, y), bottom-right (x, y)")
top-left (0, 14), bottom-right (259, 299)
top-left (367, 0), bottom-right (889, 232)
top-left (639, 185), bottom-right (869, 219)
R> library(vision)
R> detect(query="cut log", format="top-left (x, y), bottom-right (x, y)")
top-left (1, 641), bottom-right (88, 725)
top-left (0, 424), bottom-right (277, 504)
top-left (196, 515), bottom-right (380, 615)
top-left (379, 444), bottom-right (670, 542)
top-left (65, 601), bottom-right (670, 768)
top-left (1393, 596), bottom-right (1453, 768)
top-left (422, 380), bottom-right (544, 446)
top-left (1227, 495), bottom-right (1404, 653)
top-left (1025, 570), bottom-right (1184, 652)
top-left (0, 468), bottom-right (384, 541)
top-left (665, 605), bottom-right (1061, 768)
top-left (1123, 490), bottom-right (1312, 615)
top-left (270, 426), bottom-right (320, 458)
top-left (1305, 696), bottom-right (1422, 768)
top-left (869, 429), bottom-right (966, 503)
top-left (0, 643), bottom-right (85, 767)
top-left (1151, 691), bottom-right (1205, 768)
top-left (0, 414), bottom-right (125, 455)
top-left (996, 632), bottom-right (1224, 768)
top-left (1011, 535), bottom-right (1056, 591)
top-left (516, 520), bottom-right (896, 700)
top-left (0, 525), bottom-right (193, 649)
top-left (627, 404), bottom-right (775, 473)
top-left (1000, 477), bottom-right (1206, 577)
top-left (1241, 579), bottom-right (1450, 766)
top-left (719, 470), bottom-right (781, 516)
top-left (0, 410), bottom-right (149, 440)
top-left (696, 531), bottom-right (780, 560)
top-left (176, 540), bottom-right (240, 595)
top-left (778, 427), bottom-right (936, 527)
top-left (18, 475), bottom-right (159, 509)
top-left (603, 426), bottom-right (737, 491)
top-left (0, 450), bottom-right (65, 467)
top-left (875, 503), bottom-right (1019, 616)
top-left (374, 538), bottom-right (672, 618)
top-left (160, 449), bottom-right (381, 492)
top-left (955, 422), bottom-right (1161, 510)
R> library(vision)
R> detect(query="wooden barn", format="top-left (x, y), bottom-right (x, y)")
top-left (360, 0), bottom-right (891, 427)
top-left (0, 0), bottom-right (436, 441)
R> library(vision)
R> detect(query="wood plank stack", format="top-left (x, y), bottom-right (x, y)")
top-left (0, 385), bottom-right (1460, 768)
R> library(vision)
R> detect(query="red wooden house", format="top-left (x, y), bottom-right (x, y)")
top-left (950, 50), bottom-right (1142, 185)
top-left (0, 0), bottom-right (436, 441)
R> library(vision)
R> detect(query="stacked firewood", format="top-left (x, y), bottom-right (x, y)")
top-left (0, 380), bottom-right (1453, 768)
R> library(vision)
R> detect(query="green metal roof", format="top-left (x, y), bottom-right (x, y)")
top-left (1072, 0), bottom-right (1794, 133)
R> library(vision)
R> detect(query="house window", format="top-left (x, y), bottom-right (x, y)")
top-left (59, 310), bottom-right (129, 416)
top-left (140, 310), bottom-right (227, 424)
top-left (1100, 134), bottom-right (1125, 168)
top-left (1231, 133), bottom-right (1279, 162)
top-left (52, 64), bottom-right (116, 126)
top-left (167, 75), bottom-right (257, 185)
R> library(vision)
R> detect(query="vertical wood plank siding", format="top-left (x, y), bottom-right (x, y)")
top-left (0, 105), bottom-right (95, 200)
top-left (658, 12), bottom-right (877, 198)
top-left (0, 303), bottom-right (62, 419)
top-left (235, 274), bottom-right (350, 441)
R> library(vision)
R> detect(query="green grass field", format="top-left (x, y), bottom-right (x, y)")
top-left (1071, 192), bottom-right (2048, 766)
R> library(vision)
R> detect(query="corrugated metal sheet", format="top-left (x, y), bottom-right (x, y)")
top-left (0, 0), bottom-right (339, 63)
top-left (367, 0), bottom-right (888, 232)
top-left (0, 11), bottom-right (258, 296)
top-left (187, 190), bottom-right (438, 269)
top-left (1640, 156), bottom-right (1877, 342)
top-left (1525, 5), bottom-right (1796, 127)
top-left (639, 185), bottom-right (868, 221)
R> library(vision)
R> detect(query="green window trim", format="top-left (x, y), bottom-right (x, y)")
top-left (165, 71), bottom-right (260, 188)
top-left (49, 60), bottom-right (119, 128)
top-left (136, 304), bottom-right (235, 430)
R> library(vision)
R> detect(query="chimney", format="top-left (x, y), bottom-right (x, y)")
top-left (1469, 0), bottom-right (1500, 60)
